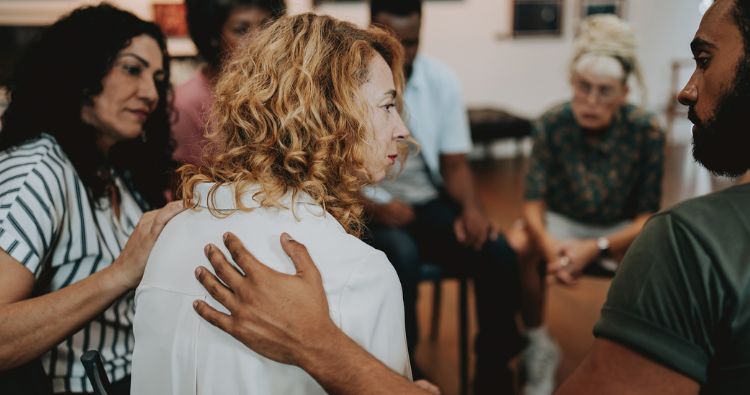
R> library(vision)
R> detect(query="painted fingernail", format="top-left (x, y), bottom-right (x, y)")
top-left (193, 300), bottom-right (199, 310)
top-left (195, 267), bottom-right (202, 277)
top-left (223, 232), bottom-right (230, 242)
top-left (204, 244), bottom-right (212, 256)
top-left (282, 232), bottom-right (294, 241)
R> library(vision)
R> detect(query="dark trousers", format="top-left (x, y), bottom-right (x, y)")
top-left (367, 197), bottom-right (523, 394)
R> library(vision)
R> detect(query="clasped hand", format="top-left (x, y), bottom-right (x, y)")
top-left (545, 239), bottom-right (600, 285)
top-left (453, 206), bottom-right (499, 251)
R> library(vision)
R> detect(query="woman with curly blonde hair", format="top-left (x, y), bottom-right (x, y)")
top-left (130, 13), bottom-right (411, 395)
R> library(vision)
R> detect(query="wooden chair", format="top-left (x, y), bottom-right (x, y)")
top-left (421, 262), bottom-right (471, 395)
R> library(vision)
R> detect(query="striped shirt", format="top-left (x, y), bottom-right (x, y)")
top-left (0, 134), bottom-right (145, 393)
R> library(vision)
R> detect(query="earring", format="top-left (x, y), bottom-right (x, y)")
top-left (141, 131), bottom-right (147, 143)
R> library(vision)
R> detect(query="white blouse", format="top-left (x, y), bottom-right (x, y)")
top-left (131, 183), bottom-right (411, 394)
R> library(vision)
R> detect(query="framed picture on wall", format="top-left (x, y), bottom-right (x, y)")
top-left (579, 0), bottom-right (626, 19)
top-left (153, 3), bottom-right (188, 38)
top-left (512, 0), bottom-right (563, 37)
top-left (314, 0), bottom-right (460, 5)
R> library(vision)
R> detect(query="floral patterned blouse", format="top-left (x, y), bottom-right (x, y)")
top-left (525, 102), bottom-right (665, 225)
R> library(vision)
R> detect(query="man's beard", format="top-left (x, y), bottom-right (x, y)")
top-left (691, 58), bottom-right (750, 177)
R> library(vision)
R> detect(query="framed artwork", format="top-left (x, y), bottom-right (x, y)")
top-left (314, 0), bottom-right (460, 5)
top-left (313, 0), bottom-right (359, 4)
top-left (579, 0), bottom-right (626, 19)
top-left (153, 3), bottom-right (188, 38)
top-left (512, 0), bottom-right (563, 37)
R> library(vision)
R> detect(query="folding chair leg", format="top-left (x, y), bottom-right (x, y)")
top-left (459, 278), bottom-right (469, 395)
top-left (430, 278), bottom-right (442, 342)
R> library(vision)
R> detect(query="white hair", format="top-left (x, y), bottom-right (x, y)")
top-left (573, 53), bottom-right (626, 81)
top-left (570, 14), bottom-right (646, 103)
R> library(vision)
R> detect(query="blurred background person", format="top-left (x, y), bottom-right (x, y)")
top-left (0, 4), bottom-right (183, 394)
top-left (132, 13), bottom-right (412, 394)
top-left (363, 0), bottom-right (523, 392)
top-left (172, 0), bottom-right (286, 165)
top-left (505, 14), bottom-right (665, 395)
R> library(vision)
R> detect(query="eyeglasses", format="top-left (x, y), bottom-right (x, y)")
top-left (572, 78), bottom-right (622, 105)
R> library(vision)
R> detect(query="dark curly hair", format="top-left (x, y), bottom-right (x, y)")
top-left (734, 0), bottom-right (750, 52)
top-left (185, 0), bottom-right (286, 70)
top-left (0, 3), bottom-right (175, 209)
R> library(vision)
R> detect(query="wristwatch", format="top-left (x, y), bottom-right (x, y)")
top-left (596, 237), bottom-right (611, 258)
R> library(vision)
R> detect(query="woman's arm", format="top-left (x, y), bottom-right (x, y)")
top-left (0, 201), bottom-right (184, 370)
top-left (522, 200), bottom-right (559, 263)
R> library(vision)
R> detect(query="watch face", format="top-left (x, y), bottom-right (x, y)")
top-left (597, 237), bottom-right (610, 251)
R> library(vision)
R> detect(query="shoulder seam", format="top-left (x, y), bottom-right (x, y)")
top-left (0, 139), bottom-right (60, 203)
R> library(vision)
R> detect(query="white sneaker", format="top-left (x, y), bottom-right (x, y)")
top-left (521, 334), bottom-right (561, 395)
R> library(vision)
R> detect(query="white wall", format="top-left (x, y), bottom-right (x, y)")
top-left (0, 0), bottom-right (705, 118)
top-left (316, 0), bottom-right (704, 118)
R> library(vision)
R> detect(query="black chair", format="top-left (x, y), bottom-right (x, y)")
top-left (421, 262), bottom-right (470, 395)
top-left (81, 350), bottom-right (112, 395)
top-left (468, 108), bottom-right (532, 159)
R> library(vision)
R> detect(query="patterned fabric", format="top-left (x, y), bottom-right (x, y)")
top-left (0, 134), bottom-right (145, 393)
top-left (525, 102), bottom-right (664, 225)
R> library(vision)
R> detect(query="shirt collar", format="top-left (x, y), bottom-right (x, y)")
top-left (406, 55), bottom-right (427, 92)
top-left (193, 182), bottom-right (318, 211)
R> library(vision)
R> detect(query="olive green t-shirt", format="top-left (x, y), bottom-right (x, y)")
top-left (594, 183), bottom-right (750, 393)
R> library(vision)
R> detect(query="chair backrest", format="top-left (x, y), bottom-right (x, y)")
top-left (468, 108), bottom-right (532, 143)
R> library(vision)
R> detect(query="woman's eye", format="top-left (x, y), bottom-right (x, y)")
top-left (232, 24), bottom-right (250, 36)
top-left (383, 103), bottom-right (396, 112)
top-left (122, 64), bottom-right (143, 76)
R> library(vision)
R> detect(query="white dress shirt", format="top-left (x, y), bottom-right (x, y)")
top-left (131, 182), bottom-right (411, 394)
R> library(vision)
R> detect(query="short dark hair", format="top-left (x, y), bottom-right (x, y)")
top-left (370, 0), bottom-right (422, 19)
top-left (0, 4), bottom-right (174, 208)
top-left (185, 0), bottom-right (286, 69)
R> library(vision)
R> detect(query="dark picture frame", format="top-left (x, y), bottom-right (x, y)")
top-left (512, 0), bottom-right (563, 37)
top-left (314, 0), bottom-right (460, 5)
top-left (579, 0), bottom-right (626, 19)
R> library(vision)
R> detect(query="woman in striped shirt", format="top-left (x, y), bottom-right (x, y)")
top-left (0, 5), bottom-right (184, 394)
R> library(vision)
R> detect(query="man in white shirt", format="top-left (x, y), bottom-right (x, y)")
top-left (364, 1), bottom-right (523, 392)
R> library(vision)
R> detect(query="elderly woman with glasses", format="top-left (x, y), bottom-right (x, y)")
top-left (502, 14), bottom-right (665, 395)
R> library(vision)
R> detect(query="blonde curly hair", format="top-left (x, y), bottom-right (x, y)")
top-left (179, 13), bottom-right (405, 237)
